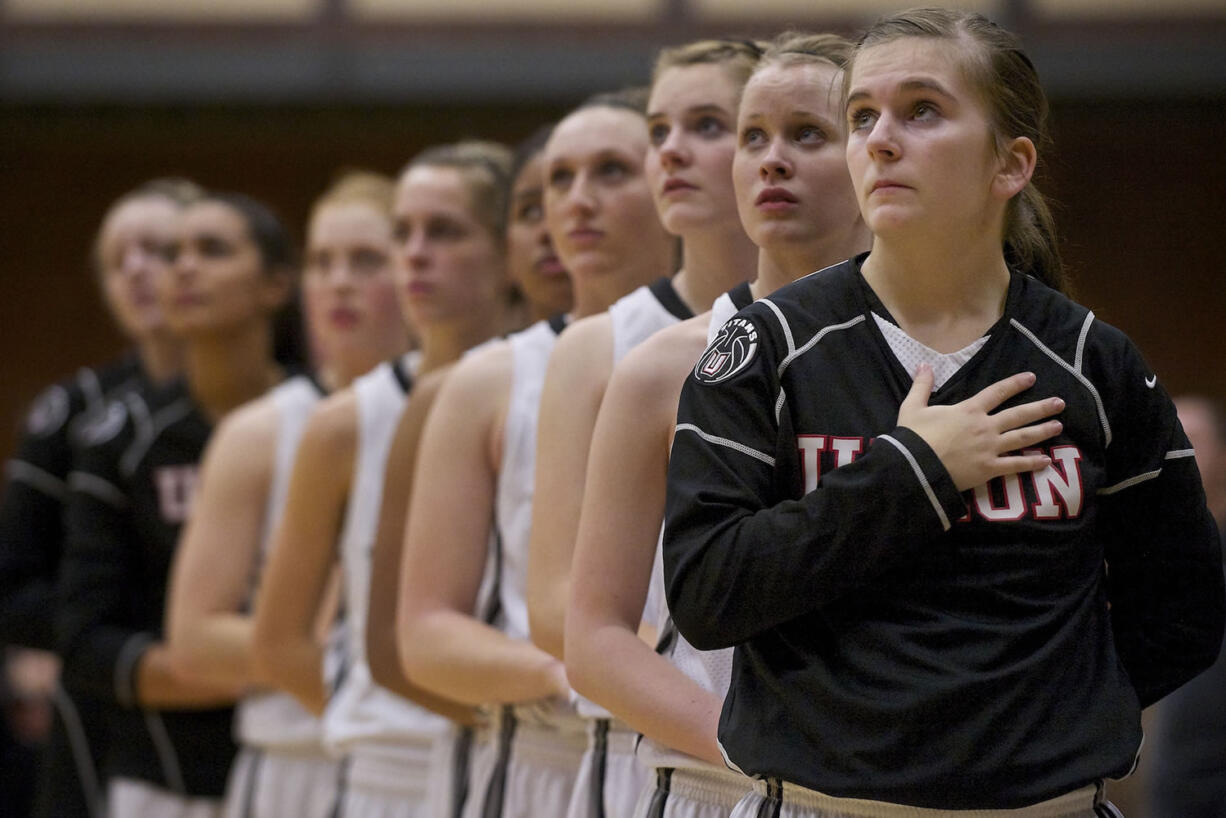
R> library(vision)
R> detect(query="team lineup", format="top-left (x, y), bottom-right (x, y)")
top-left (0, 7), bottom-right (1223, 818)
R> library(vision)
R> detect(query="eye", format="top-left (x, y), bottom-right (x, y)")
top-left (695, 115), bottom-right (727, 138)
top-left (392, 221), bottom-right (410, 244)
top-left (913, 101), bottom-right (940, 121)
top-left (740, 126), bottom-right (767, 148)
top-left (305, 250), bottom-right (330, 275)
top-left (795, 124), bottom-right (827, 145)
top-left (848, 107), bottom-right (877, 132)
top-left (198, 236), bottom-right (233, 258)
top-left (163, 242), bottom-right (181, 264)
top-left (597, 159), bottom-right (630, 181)
top-left (351, 248), bottom-right (387, 274)
top-left (427, 218), bottom-right (466, 241)
top-left (548, 166), bottom-right (573, 189)
top-left (648, 122), bottom-right (670, 147)
top-left (516, 200), bottom-right (543, 223)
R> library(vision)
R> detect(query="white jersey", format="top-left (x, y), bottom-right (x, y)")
top-left (639, 283), bottom-right (752, 772)
top-left (236, 375), bottom-right (328, 751)
top-left (578, 277), bottom-right (693, 721)
top-left (323, 355), bottom-right (448, 763)
top-left (493, 315), bottom-right (569, 643)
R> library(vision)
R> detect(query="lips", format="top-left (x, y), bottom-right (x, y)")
top-left (406, 279), bottom-right (434, 298)
top-left (755, 187), bottom-right (799, 210)
top-left (328, 307), bottom-right (360, 329)
top-left (535, 254), bottom-right (567, 277)
top-left (662, 178), bottom-right (697, 196)
top-left (566, 227), bottom-right (604, 247)
top-left (870, 179), bottom-right (911, 194)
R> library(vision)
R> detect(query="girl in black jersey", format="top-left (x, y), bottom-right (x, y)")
top-left (58, 192), bottom-right (296, 818)
top-left (663, 8), bottom-right (1223, 817)
top-left (1, 178), bottom-right (199, 818)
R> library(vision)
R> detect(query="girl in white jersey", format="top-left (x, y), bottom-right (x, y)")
top-left (165, 172), bottom-right (412, 818)
top-left (525, 42), bottom-right (762, 818)
top-left (362, 126), bottom-right (575, 818)
top-left (564, 34), bottom-right (871, 818)
top-left (251, 142), bottom-right (514, 818)
top-left (397, 93), bottom-right (675, 818)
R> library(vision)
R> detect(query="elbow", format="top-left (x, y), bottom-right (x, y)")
top-left (367, 624), bottom-right (402, 691)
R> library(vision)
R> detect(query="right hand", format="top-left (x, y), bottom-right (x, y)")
top-left (898, 364), bottom-right (1064, 491)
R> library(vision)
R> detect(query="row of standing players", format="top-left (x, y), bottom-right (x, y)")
top-left (2, 8), bottom-right (1224, 818)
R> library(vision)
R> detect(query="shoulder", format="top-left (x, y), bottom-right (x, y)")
top-left (302, 387), bottom-right (359, 460)
top-left (205, 393), bottom-right (280, 465)
top-left (21, 377), bottom-right (80, 440)
top-left (556, 312), bottom-right (614, 353)
top-left (548, 313), bottom-right (615, 385)
top-left (620, 313), bottom-right (712, 390)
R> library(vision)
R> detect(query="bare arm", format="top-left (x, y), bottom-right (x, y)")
top-left (366, 367), bottom-right (477, 725)
top-left (525, 317), bottom-right (615, 659)
top-left (566, 325), bottom-right (724, 765)
top-left (250, 394), bottom-right (354, 715)
top-left (399, 345), bottom-right (568, 706)
top-left (165, 399), bottom-right (276, 690)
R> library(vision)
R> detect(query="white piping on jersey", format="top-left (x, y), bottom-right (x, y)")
top-left (53, 685), bottom-right (103, 818)
top-left (878, 434), bottom-right (951, 532)
top-left (759, 305), bottom-right (865, 424)
top-left (143, 711), bottom-right (187, 794)
top-left (1009, 319), bottom-right (1112, 448)
top-left (717, 737), bottom-right (749, 777)
top-left (77, 367), bottom-right (104, 410)
top-left (6, 459), bottom-right (67, 500)
top-left (674, 423), bottom-right (776, 466)
top-left (1097, 448), bottom-right (1197, 496)
top-left (68, 471), bottom-right (128, 509)
top-left (1074, 311), bottom-right (1095, 373)
top-left (113, 632), bottom-right (154, 708)
top-left (120, 397), bottom-right (194, 478)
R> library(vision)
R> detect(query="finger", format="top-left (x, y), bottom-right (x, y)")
top-left (988, 451), bottom-right (1053, 481)
top-left (991, 397), bottom-right (1065, 433)
top-left (966, 372), bottom-right (1037, 413)
top-left (998, 419), bottom-right (1063, 453)
top-left (901, 363), bottom-right (935, 412)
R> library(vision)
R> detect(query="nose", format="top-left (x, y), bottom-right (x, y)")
top-left (759, 139), bottom-right (793, 182)
top-left (657, 129), bottom-right (689, 173)
top-left (401, 231), bottom-right (431, 271)
top-left (864, 111), bottom-right (899, 161)
top-left (562, 174), bottom-right (598, 219)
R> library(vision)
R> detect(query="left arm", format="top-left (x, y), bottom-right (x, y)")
top-left (525, 316), bottom-right (614, 659)
top-left (164, 400), bottom-right (276, 690)
top-left (1097, 341), bottom-right (1225, 706)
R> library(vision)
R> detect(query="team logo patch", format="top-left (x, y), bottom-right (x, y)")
top-left (25, 385), bottom-right (70, 437)
top-left (694, 318), bottom-right (759, 384)
top-left (76, 401), bottom-right (127, 447)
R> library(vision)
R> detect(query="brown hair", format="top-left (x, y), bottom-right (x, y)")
top-left (652, 39), bottom-right (765, 100)
top-left (846, 7), bottom-right (1067, 294)
top-left (404, 140), bottom-right (515, 241)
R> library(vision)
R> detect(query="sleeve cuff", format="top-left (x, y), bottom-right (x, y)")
top-left (114, 631), bottom-right (156, 708)
top-left (880, 427), bottom-right (966, 532)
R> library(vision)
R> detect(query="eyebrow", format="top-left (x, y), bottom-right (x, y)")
top-left (846, 77), bottom-right (955, 108)
top-left (646, 103), bottom-right (730, 120)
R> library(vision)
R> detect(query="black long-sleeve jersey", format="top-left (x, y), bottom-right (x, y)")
top-left (662, 256), bottom-right (1224, 810)
top-left (0, 355), bottom-right (145, 649)
top-left (57, 377), bottom-right (236, 797)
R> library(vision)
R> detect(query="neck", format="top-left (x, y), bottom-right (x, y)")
top-left (752, 221), bottom-right (873, 300)
top-left (570, 255), bottom-right (672, 320)
top-left (319, 336), bottom-right (412, 392)
top-left (861, 235), bottom-right (1011, 352)
top-left (185, 322), bottom-right (281, 422)
top-left (671, 226), bottom-right (757, 313)
top-left (415, 303), bottom-right (501, 375)
top-left (134, 331), bottom-right (183, 384)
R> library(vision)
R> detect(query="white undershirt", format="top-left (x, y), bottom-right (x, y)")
top-left (873, 312), bottom-right (990, 390)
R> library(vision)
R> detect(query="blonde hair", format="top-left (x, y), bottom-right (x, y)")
top-left (652, 39), bottom-right (765, 99)
top-left (309, 170), bottom-right (395, 226)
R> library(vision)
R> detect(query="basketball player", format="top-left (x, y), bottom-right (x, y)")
top-left (251, 142), bottom-right (513, 818)
top-left (0, 179), bottom-right (198, 818)
top-left (566, 33), bottom-right (869, 818)
top-left (362, 126), bottom-right (574, 818)
top-left (164, 172), bottom-right (412, 818)
top-left (396, 92), bottom-right (675, 818)
top-left (57, 191), bottom-right (297, 818)
top-left (663, 8), bottom-right (1224, 815)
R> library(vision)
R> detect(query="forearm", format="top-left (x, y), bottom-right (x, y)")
top-left (401, 610), bottom-right (566, 706)
top-left (134, 643), bottom-right (241, 709)
top-left (568, 620), bottom-right (722, 765)
top-left (252, 636), bottom-right (326, 715)
top-left (168, 613), bottom-right (256, 691)
top-left (665, 426), bottom-right (962, 650)
top-left (527, 580), bottom-right (569, 661)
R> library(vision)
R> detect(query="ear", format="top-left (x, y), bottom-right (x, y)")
top-left (993, 136), bottom-right (1037, 200)
top-left (259, 266), bottom-right (295, 313)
